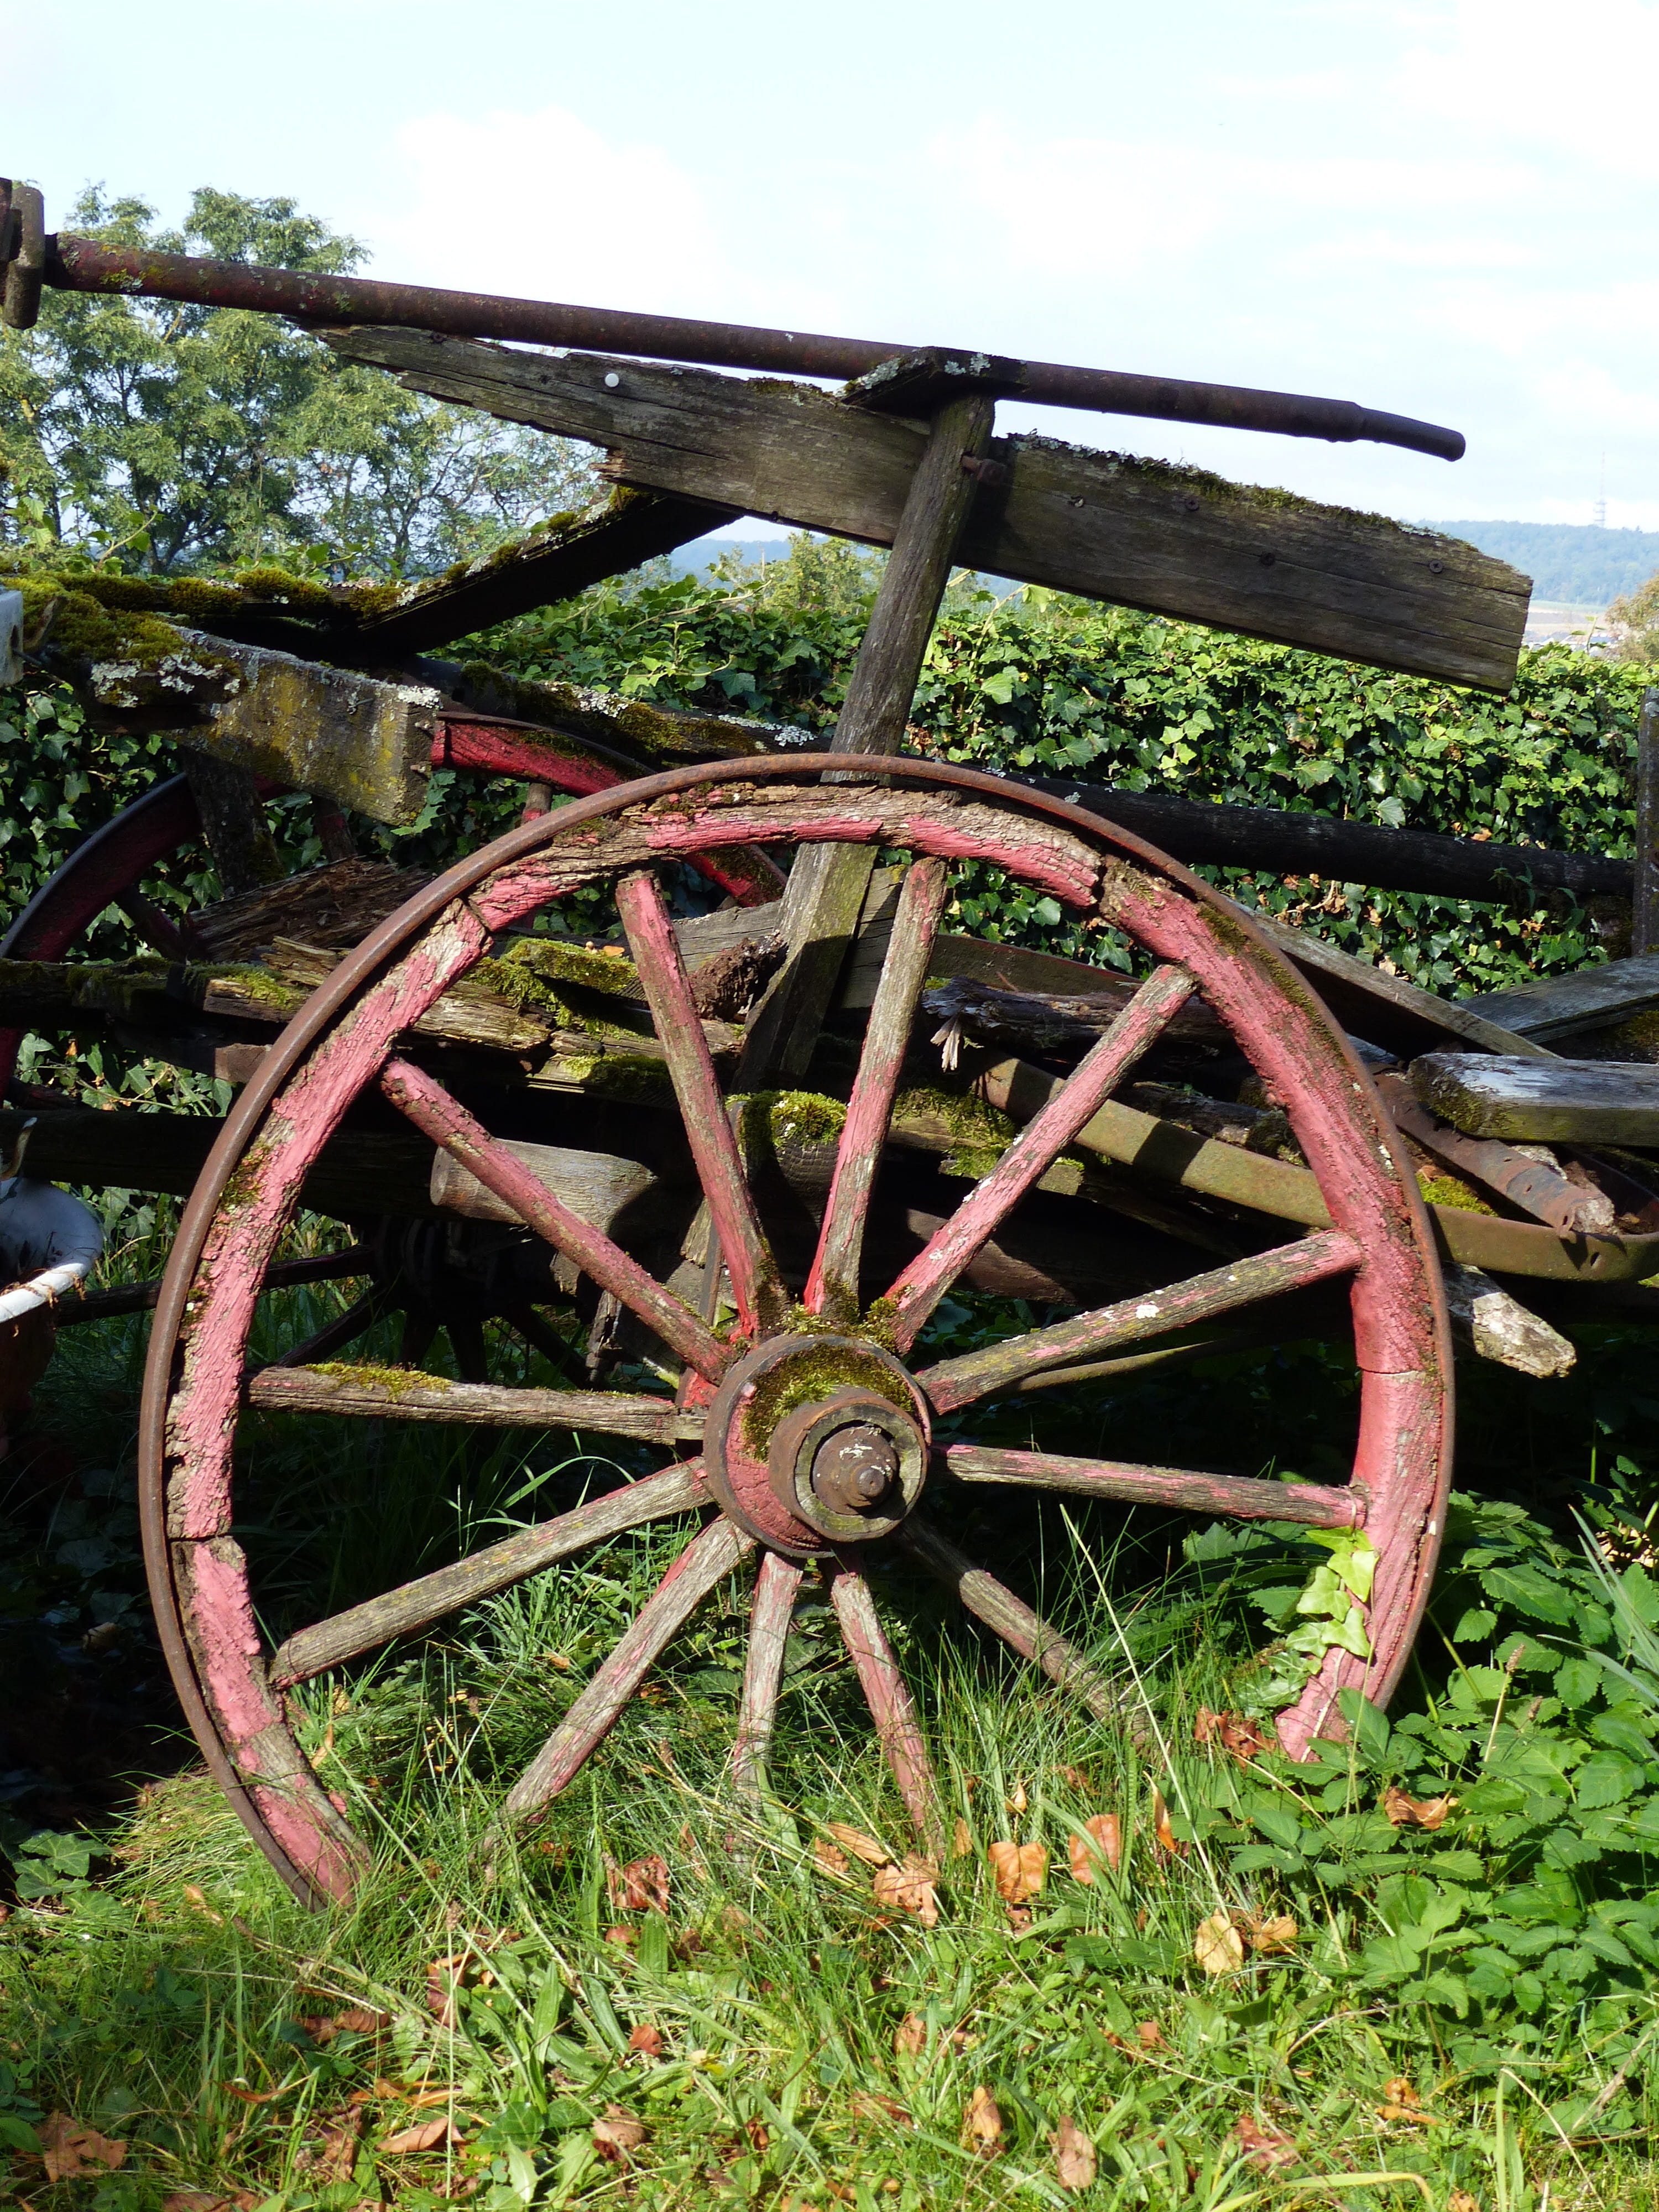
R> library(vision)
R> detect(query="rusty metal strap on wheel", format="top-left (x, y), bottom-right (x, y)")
top-left (0, 179), bottom-right (1464, 461)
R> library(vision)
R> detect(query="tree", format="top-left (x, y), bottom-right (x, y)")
top-left (0, 186), bottom-right (595, 578)
top-left (1608, 572), bottom-right (1659, 665)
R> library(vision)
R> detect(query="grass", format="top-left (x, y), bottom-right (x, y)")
top-left (6, 1230), bottom-right (1659, 2208)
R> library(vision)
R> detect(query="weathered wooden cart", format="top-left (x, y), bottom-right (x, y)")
top-left (5, 178), bottom-right (1656, 1907)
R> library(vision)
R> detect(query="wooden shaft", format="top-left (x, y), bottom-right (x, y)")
top-left (246, 1364), bottom-right (704, 1439)
top-left (501, 1514), bottom-right (754, 1819)
top-left (941, 1444), bottom-right (1364, 1527)
top-left (268, 1460), bottom-right (707, 1686)
top-left (829, 1559), bottom-right (942, 1853)
top-left (730, 1549), bottom-right (802, 1796)
top-left (616, 869), bottom-right (785, 1334)
top-left (896, 1517), bottom-right (1135, 1732)
top-left (380, 1055), bottom-right (733, 1380)
top-left (806, 858), bottom-right (948, 1319)
top-left (738, 392), bottom-right (996, 1085)
top-left (182, 755), bottom-right (283, 895)
top-left (917, 1228), bottom-right (1362, 1410)
top-left (1636, 686), bottom-right (1659, 956)
top-left (885, 964), bottom-right (1197, 1348)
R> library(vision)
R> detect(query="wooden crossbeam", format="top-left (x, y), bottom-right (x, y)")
top-left (325, 327), bottom-right (1530, 691)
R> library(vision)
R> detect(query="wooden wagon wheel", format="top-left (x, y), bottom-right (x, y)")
top-left (138, 757), bottom-right (1451, 1907)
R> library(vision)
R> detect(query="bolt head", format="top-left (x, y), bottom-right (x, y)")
top-left (810, 1422), bottom-right (899, 1514)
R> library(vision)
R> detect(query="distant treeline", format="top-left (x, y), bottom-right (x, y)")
top-left (1427, 521), bottom-right (1659, 608)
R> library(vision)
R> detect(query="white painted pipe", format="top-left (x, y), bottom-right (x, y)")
top-left (0, 1175), bottom-right (105, 1325)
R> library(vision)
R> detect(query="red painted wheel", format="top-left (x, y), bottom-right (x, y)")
top-left (138, 758), bottom-right (1451, 1906)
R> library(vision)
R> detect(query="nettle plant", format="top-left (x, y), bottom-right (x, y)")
top-left (1172, 1494), bottom-right (1659, 2058)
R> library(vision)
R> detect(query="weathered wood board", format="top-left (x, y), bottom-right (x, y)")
top-left (1457, 953), bottom-right (1659, 1043)
top-left (1412, 1052), bottom-right (1659, 1142)
top-left (325, 328), bottom-right (1530, 691)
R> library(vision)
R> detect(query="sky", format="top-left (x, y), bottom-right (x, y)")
top-left (6, 0), bottom-right (1658, 534)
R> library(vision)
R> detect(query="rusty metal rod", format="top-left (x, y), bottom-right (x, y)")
top-left (35, 231), bottom-right (1465, 461)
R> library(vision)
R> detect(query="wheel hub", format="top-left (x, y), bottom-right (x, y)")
top-left (704, 1335), bottom-right (930, 1554)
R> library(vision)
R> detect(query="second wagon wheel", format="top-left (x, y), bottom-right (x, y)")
top-left (139, 757), bottom-right (1451, 1907)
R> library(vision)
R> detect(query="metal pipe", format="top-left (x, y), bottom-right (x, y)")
top-left (35, 231), bottom-right (1465, 461)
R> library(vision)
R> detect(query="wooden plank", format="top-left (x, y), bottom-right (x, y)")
top-left (1411, 1052), bottom-right (1659, 1143)
top-left (1457, 953), bottom-right (1659, 1044)
top-left (1637, 687), bottom-right (1659, 954)
top-left (325, 330), bottom-right (1529, 691)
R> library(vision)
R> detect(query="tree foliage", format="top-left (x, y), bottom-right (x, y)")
top-left (0, 187), bottom-right (595, 577)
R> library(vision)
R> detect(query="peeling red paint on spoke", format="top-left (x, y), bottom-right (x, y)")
top-left (380, 1055), bottom-right (732, 1381)
top-left (615, 869), bottom-right (783, 1334)
top-left (919, 1229), bottom-right (1361, 1412)
top-left (806, 858), bottom-right (948, 1318)
top-left (502, 1515), bottom-right (754, 1819)
top-left (829, 1561), bottom-right (942, 1851)
top-left (884, 963), bottom-right (1198, 1349)
top-left (943, 1446), bottom-right (1363, 1526)
top-left (731, 1550), bottom-right (803, 1796)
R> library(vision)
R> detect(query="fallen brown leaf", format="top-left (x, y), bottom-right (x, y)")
top-left (221, 2080), bottom-right (298, 2107)
top-left (851, 2090), bottom-right (912, 2126)
top-left (813, 1837), bottom-right (851, 1878)
top-left (1068, 1813), bottom-right (1122, 1885)
top-left (1194, 1910), bottom-right (1246, 1976)
top-left (1006, 1779), bottom-right (1029, 1814)
top-left (604, 1924), bottom-right (638, 1949)
top-left (592, 2104), bottom-right (648, 2161)
top-left (952, 1817), bottom-right (973, 1859)
top-left (628, 2022), bottom-right (665, 2057)
top-left (1151, 1787), bottom-right (1186, 1859)
top-left (1195, 1708), bottom-right (1272, 1763)
top-left (181, 1884), bottom-right (223, 1924)
top-left (826, 1821), bottom-right (891, 1866)
top-left (608, 1854), bottom-right (671, 1914)
top-left (744, 2118), bottom-right (770, 2154)
top-left (383, 2116), bottom-right (460, 2155)
top-left (1231, 2113), bottom-right (1298, 2169)
top-left (962, 2084), bottom-right (1003, 2157)
top-left (1052, 2115), bottom-right (1097, 2190)
top-left (1238, 1911), bottom-right (1298, 1954)
top-left (1447, 2194), bottom-right (1479, 2212)
top-left (1378, 2077), bottom-right (1445, 2125)
top-left (1136, 2020), bottom-right (1165, 2049)
top-left (1381, 1786), bottom-right (1455, 1830)
top-left (872, 1855), bottom-right (940, 1927)
top-left (1057, 1764), bottom-right (1091, 1791)
top-left (36, 2116), bottom-right (128, 2182)
top-left (988, 1839), bottom-right (1047, 1903)
top-left (894, 2012), bottom-right (927, 2057)
top-left (425, 1953), bottom-right (468, 2028)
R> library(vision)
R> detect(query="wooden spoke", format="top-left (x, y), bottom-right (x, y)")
top-left (502, 1303), bottom-right (585, 1380)
top-left (828, 1560), bottom-right (942, 1853)
top-left (616, 869), bottom-right (785, 1335)
top-left (731, 1550), bottom-right (804, 1797)
top-left (942, 1444), bottom-right (1364, 1527)
top-left (247, 1365), bottom-right (704, 1440)
top-left (272, 1291), bottom-right (386, 1370)
top-left (399, 1310), bottom-right (440, 1369)
top-left (381, 1056), bottom-right (732, 1381)
top-left (918, 1228), bottom-right (1363, 1411)
top-left (57, 1245), bottom-right (370, 1329)
top-left (896, 1517), bottom-right (1135, 1733)
top-left (446, 1315), bottom-right (491, 1384)
top-left (805, 858), bottom-right (949, 1321)
top-left (268, 1460), bottom-right (708, 1687)
top-left (117, 887), bottom-right (199, 962)
top-left (502, 1513), bottom-right (755, 1820)
top-left (884, 963), bottom-right (1199, 1348)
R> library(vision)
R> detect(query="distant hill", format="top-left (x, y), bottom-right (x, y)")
top-left (1425, 521), bottom-right (1659, 607)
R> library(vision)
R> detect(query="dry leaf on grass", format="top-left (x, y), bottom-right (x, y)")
top-left (1006, 1779), bottom-right (1028, 1814)
top-left (36, 2116), bottom-right (128, 2182)
top-left (592, 2105), bottom-right (648, 2161)
top-left (1378, 2078), bottom-right (1444, 2125)
top-left (962, 2085), bottom-right (1003, 2156)
top-left (382, 2116), bottom-right (461, 2155)
top-left (872, 1856), bottom-right (940, 1927)
top-left (851, 2090), bottom-right (912, 2127)
top-left (604, 1925), bottom-right (638, 1949)
top-left (1230, 2114), bottom-right (1298, 2169)
top-left (628, 2022), bottom-right (665, 2057)
top-left (1057, 1764), bottom-right (1091, 1790)
top-left (1238, 1911), bottom-right (1298, 1954)
top-left (607, 1854), bottom-right (670, 1914)
top-left (952, 1817), bottom-right (973, 1859)
top-left (1447, 2193), bottom-right (1479, 2212)
top-left (425, 1954), bottom-right (468, 2028)
top-left (1068, 1813), bottom-right (1122, 1884)
top-left (1136, 2020), bottom-right (1165, 2049)
top-left (895, 2013), bottom-right (927, 2057)
top-left (988, 1840), bottom-right (1047, 1903)
top-left (1381, 1786), bottom-right (1455, 1830)
top-left (1051, 2115), bottom-right (1097, 2190)
top-left (1151, 1787), bottom-right (1186, 1859)
top-left (1194, 1708), bottom-right (1272, 1763)
top-left (744, 2119), bottom-right (770, 2154)
top-left (813, 1837), bottom-right (851, 1877)
top-left (301, 2005), bottom-right (390, 2043)
top-left (825, 1822), bottom-right (891, 1866)
top-left (1194, 1910), bottom-right (1246, 1976)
